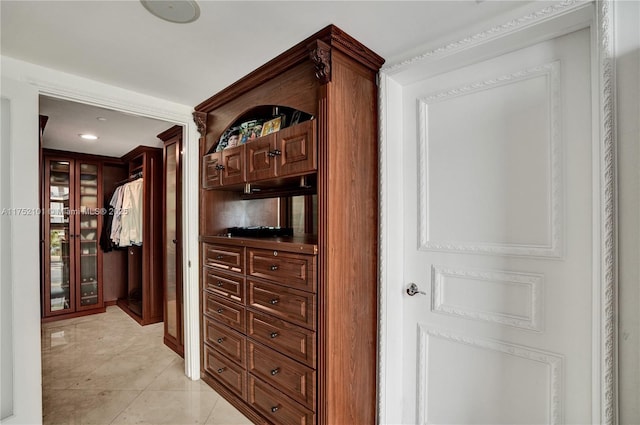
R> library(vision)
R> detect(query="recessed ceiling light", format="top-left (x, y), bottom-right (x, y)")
top-left (79, 134), bottom-right (98, 141)
top-left (140, 0), bottom-right (200, 24)
top-left (96, 117), bottom-right (107, 122)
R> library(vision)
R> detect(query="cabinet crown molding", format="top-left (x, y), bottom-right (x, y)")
top-left (194, 24), bottom-right (384, 113)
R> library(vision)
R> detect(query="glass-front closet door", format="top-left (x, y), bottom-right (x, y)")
top-left (164, 141), bottom-right (179, 342)
top-left (77, 162), bottom-right (100, 310)
top-left (47, 160), bottom-right (73, 314)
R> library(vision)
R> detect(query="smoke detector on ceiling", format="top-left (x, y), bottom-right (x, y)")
top-left (140, 0), bottom-right (200, 24)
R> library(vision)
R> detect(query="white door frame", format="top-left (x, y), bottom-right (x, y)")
top-left (24, 70), bottom-right (201, 379)
top-left (377, 1), bottom-right (618, 424)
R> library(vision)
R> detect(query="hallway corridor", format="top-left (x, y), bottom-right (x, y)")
top-left (41, 306), bottom-right (252, 425)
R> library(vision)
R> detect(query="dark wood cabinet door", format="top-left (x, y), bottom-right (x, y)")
top-left (245, 134), bottom-right (277, 182)
top-left (221, 145), bottom-right (245, 186)
top-left (202, 152), bottom-right (222, 189)
top-left (276, 120), bottom-right (316, 178)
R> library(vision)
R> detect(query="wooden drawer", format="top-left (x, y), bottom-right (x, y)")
top-left (203, 243), bottom-right (244, 273)
top-left (248, 248), bottom-right (316, 292)
top-left (248, 280), bottom-right (315, 330)
top-left (248, 341), bottom-right (315, 409)
top-left (203, 292), bottom-right (245, 333)
top-left (203, 268), bottom-right (245, 304)
top-left (248, 310), bottom-right (316, 368)
top-left (204, 316), bottom-right (246, 366)
top-left (204, 344), bottom-right (246, 399)
top-left (248, 375), bottom-right (315, 425)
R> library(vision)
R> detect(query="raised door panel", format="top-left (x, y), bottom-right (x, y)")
top-left (276, 120), bottom-right (316, 178)
top-left (245, 134), bottom-right (277, 182)
top-left (221, 145), bottom-right (245, 186)
top-left (202, 152), bottom-right (222, 189)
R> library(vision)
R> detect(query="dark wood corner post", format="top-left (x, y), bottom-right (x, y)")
top-left (193, 111), bottom-right (207, 154)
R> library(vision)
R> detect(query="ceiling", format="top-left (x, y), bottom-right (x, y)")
top-left (39, 96), bottom-right (172, 157)
top-left (2, 0), bottom-right (539, 156)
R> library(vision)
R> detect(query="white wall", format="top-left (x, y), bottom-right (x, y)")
top-left (0, 75), bottom-right (43, 425)
top-left (1, 97), bottom-right (15, 421)
top-left (0, 57), bottom-right (199, 424)
top-left (616, 1), bottom-right (640, 423)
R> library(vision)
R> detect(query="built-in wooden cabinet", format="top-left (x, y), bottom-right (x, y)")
top-left (195, 25), bottom-right (383, 425)
top-left (116, 146), bottom-right (163, 325)
top-left (42, 153), bottom-right (104, 320)
top-left (203, 119), bottom-right (316, 190)
top-left (159, 126), bottom-right (184, 356)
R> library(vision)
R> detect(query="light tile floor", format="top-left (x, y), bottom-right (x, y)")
top-left (41, 306), bottom-right (253, 425)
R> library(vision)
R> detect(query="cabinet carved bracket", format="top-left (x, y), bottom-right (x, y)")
top-left (193, 111), bottom-right (207, 137)
top-left (308, 40), bottom-right (331, 84)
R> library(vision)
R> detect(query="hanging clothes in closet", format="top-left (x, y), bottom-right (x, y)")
top-left (100, 177), bottom-right (144, 251)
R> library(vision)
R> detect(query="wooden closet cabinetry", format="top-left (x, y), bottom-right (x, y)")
top-left (203, 119), bottom-right (316, 189)
top-left (116, 146), bottom-right (163, 325)
top-left (195, 25), bottom-right (383, 425)
top-left (159, 126), bottom-right (184, 356)
top-left (42, 153), bottom-right (104, 320)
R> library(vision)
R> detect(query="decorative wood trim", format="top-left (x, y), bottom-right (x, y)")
top-left (192, 112), bottom-right (207, 137)
top-left (417, 326), bottom-right (564, 424)
top-left (308, 40), bottom-right (332, 84)
top-left (157, 124), bottom-right (183, 141)
top-left (194, 25), bottom-right (384, 113)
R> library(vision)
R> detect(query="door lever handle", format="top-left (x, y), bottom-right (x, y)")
top-left (407, 283), bottom-right (426, 296)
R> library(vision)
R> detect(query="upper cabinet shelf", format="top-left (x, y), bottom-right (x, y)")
top-left (202, 119), bottom-right (316, 191)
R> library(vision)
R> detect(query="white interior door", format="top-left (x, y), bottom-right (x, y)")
top-left (396, 26), bottom-right (596, 425)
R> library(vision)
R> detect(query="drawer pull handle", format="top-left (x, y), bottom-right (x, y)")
top-left (269, 299), bottom-right (279, 305)
top-left (217, 337), bottom-right (225, 343)
top-left (216, 281), bottom-right (224, 287)
top-left (271, 405), bottom-right (280, 413)
top-left (216, 308), bottom-right (224, 314)
top-left (270, 332), bottom-right (279, 339)
top-left (270, 368), bottom-right (280, 376)
top-left (270, 265), bottom-right (279, 271)
top-left (217, 367), bottom-right (225, 373)
top-left (267, 149), bottom-right (282, 158)
top-left (215, 254), bottom-right (224, 260)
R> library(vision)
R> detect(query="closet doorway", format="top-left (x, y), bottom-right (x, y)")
top-left (38, 94), bottom-right (187, 386)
